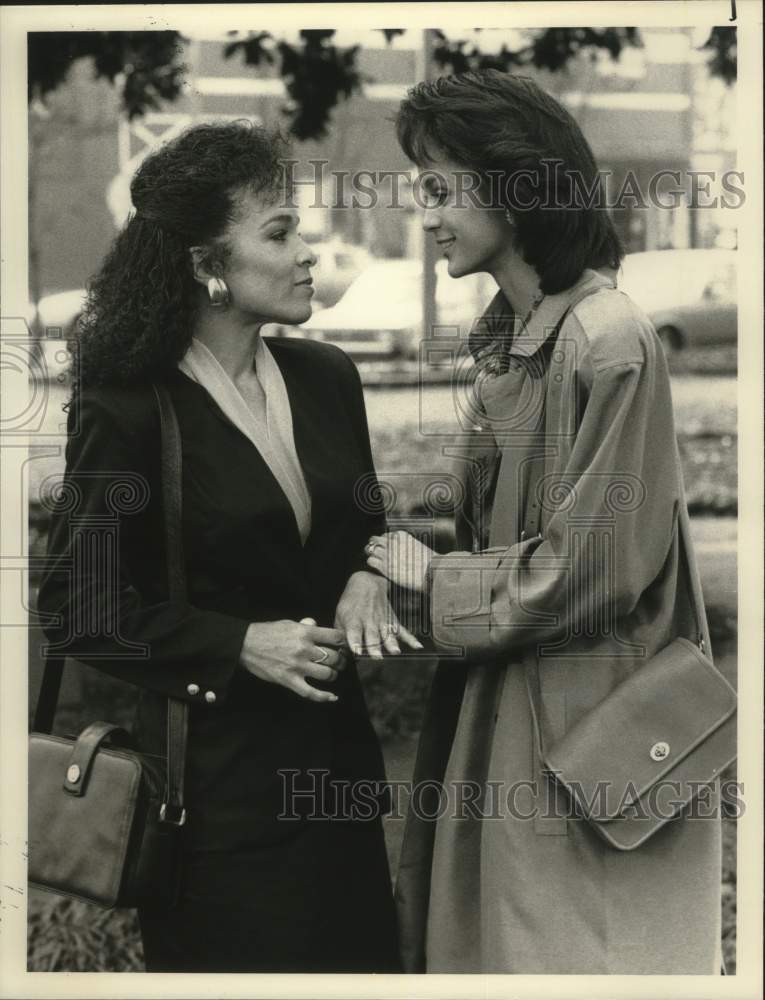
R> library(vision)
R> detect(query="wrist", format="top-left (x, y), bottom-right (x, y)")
top-left (239, 622), bottom-right (263, 671)
top-left (349, 568), bottom-right (385, 586)
top-left (413, 545), bottom-right (435, 593)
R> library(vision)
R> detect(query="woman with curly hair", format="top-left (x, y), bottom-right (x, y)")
top-left (37, 120), bottom-right (409, 972)
top-left (366, 71), bottom-right (723, 974)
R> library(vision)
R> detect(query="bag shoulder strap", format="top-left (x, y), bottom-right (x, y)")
top-left (33, 382), bottom-right (189, 825)
top-left (675, 462), bottom-right (711, 657)
top-left (152, 383), bottom-right (190, 824)
top-left (33, 656), bottom-right (64, 734)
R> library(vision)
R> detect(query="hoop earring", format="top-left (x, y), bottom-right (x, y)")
top-left (207, 277), bottom-right (230, 308)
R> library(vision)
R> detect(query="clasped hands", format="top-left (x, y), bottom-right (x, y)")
top-left (240, 539), bottom-right (431, 703)
top-left (333, 530), bottom-right (436, 665)
top-left (335, 532), bottom-right (435, 661)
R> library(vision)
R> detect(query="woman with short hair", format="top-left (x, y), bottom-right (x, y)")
top-left (367, 70), bottom-right (722, 975)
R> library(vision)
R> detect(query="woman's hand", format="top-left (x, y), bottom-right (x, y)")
top-left (365, 531), bottom-right (435, 594)
top-left (239, 619), bottom-right (346, 703)
top-left (334, 571), bottom-right (423, 659)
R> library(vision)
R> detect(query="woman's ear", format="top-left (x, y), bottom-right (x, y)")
top-left (189, 247), bottom-right (215, 288)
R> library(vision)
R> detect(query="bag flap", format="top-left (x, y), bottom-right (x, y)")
top-left (544, 638), bottom-right (736, 820)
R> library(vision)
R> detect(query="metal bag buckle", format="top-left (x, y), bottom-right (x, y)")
top-left (159, 802), bottom-right (187, 826)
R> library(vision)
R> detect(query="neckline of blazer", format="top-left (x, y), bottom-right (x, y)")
top-left (168, 341), bottom-right (319, 548)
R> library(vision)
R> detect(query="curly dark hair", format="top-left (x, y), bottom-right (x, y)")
top-left (396, 70), bottom-right (623, 295)
top-left (71, 120), bottom-right (292, 395)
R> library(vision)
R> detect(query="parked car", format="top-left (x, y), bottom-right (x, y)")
top-left (297, 258), bottom-right (496, 361)
top-left (618, 248), bottom-right (737, 351)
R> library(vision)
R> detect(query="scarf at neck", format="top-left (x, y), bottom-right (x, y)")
top-left (178, 336), bottom-right (312, 545)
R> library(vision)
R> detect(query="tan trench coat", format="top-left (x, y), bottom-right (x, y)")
top-left (395, 270), bottom-right (722, 974)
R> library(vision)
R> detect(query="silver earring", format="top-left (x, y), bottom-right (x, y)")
top-left (207, 277), bottom-right (230, 308)
top-left (504, 208), bottom-right (514, 226)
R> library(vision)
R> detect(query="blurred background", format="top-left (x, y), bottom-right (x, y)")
top-left (24, 24), bottom-right (738, 972)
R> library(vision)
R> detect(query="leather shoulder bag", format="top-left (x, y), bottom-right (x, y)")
top-left (28, 383), bottom-right (190, 908)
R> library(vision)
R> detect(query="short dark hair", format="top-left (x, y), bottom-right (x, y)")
top-left (396, 69), bottom-right (623, 294)
top-left (72, 120), bottom-right (291, 393)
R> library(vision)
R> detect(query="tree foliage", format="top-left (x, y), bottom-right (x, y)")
top-left (431, 26), bottom-right (643, 74)
top-left (27, 31), bottom-right (187, 119)
top-left (225, 29), bottom-right (367, 140)
top-left (221, 27), bottom-right (646, 137)
top-left (27, 26), bottom-right (736, 141)
top-left (701, 27), bottom-right (737, 86)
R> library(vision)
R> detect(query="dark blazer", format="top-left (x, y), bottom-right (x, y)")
top-left (37, 337), bottom-right (388, 850)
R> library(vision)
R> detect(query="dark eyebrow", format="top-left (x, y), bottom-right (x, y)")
top-left (259, 212), bottom-right (299, 230)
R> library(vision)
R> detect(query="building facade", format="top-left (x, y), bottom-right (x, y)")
top-left (30, 26), bottom-right (735, 299)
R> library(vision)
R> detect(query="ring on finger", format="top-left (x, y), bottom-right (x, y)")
top-left (314, 647), bottom-right (330, 665)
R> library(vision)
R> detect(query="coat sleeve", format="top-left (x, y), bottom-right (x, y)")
top-left (426, 355), bottom-right (682, 658)
top-left (36, 391), bottom-right (250, 705)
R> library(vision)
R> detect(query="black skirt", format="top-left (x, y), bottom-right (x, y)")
top-left (138, 817), bottom-right (401, 973)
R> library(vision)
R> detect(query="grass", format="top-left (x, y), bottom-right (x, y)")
top-left (28, 892), bottom-right (144, 972)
